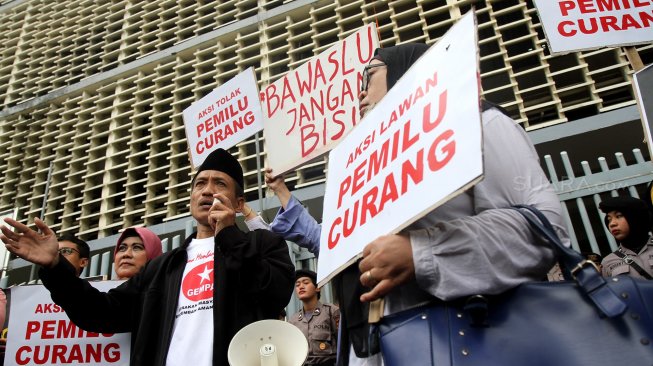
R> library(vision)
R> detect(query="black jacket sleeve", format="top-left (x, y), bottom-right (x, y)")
top-left (39, 254), bottom-right (146, 333)
top-left (215, 225), bottom-right (295, 318)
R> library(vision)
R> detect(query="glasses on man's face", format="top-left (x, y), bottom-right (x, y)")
top-left (58, 247), bottom-right (80, 256)
top-left (361, 63), bottom-right (386, 93)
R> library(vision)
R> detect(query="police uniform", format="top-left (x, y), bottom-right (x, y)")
top-left (602, 239), bottom-right (653, 279)
top-left (289, 302), bottom-right (340, 366)
top-left (599, 196), bottom-right (653, 280)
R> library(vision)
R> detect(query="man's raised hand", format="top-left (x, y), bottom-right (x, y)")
top-left (0, 218), bottom-right (60, 268)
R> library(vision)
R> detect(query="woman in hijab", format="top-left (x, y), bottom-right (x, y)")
top-left (333, 43), bottom-right (438, 366)
top-left (254, 42), bottom-right (567, 366)
top-left (113, 227), bottom-right (163, 279)
top-left (353, 42), bottom-right (568, 364)
top-left (599, 196), bottom-right (653, 279)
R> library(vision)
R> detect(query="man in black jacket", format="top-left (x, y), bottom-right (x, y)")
top-left (1, 148), bottom-right (295, 366)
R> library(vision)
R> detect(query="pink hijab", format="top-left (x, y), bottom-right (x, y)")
top-left (115, 227), bottom-right (163, 260)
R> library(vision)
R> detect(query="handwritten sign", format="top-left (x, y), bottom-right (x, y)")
top-left (262, 24), bottom-right (380, 175)
top-left (183, 67), bottom-right (264, 168)
top-left (534, 0), bottom-right (653, 53)
top-left (5, 282), bottom-right (130, 366)
top-left (317, 13), bottom-right (483, 285)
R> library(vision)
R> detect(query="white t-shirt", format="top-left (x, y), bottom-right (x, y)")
top-left (166, 237), bottom-right (215, 366)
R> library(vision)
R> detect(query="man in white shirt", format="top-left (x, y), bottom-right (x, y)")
top-left (1, 148), bottom-right (295, 366)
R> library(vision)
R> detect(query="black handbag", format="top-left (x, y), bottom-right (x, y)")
top-left (376, 205), bottom-right (653, 366)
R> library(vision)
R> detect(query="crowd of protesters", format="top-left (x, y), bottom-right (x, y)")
top-left (0, 39), bottom-right (650, 366)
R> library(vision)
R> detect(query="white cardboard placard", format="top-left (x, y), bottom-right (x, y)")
top-left (317, 13), bottom-right (483, 285)
top-left (533, 0), bottom-right (653, 54)
top-left (262, 24), bottom-right (380, 175)
top-left (5, 281), bottom-right (131, 366)
top-left (183, 67), bottom-right (264, 168)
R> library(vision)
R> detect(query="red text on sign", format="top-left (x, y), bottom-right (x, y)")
top-left (556, 0), bottom-right (653, 37)
top-left (558, 12), bottom-right (653, 36)
top-left (25, 320), bottom-right (114, 340)
top-left (195, 110), bottom-right (255, 154)
top-left (34, 303), bottom-right (63, 313)
top-left (558, 0), bottom-right (651, 16)
top-left (261, 26), bottom-right (375, 118)
top-left (16, 343), bottom-right (120, 365)
top-left (328, 95), bottom-right (451, 250)
top-left (344, 70), bottom-right (439, 170)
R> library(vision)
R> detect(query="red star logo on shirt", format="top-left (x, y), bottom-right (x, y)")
top-left (197, 265), bottom-right (213, 284)
top-left (182, 261), bottom-right (214, 302)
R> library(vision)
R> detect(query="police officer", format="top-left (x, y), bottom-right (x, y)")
top-left (599, 196), bottom-right (653, 279)
top-left (289, 269), bottom-right (339, 366)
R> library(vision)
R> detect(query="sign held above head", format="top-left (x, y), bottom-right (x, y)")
top-left (262, 23), bottom-right (380, 175)
top-left (533, 0), bottom-right (653, 54)
top-left (183, 67), bottom-right (264, 169)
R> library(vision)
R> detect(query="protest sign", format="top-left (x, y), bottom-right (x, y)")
top-left (317, 12), bottom-right (483, 285)
top-left (5, 281), bottom-right (130, 366)
top-left (534, 0), bottom-right (653, 54)
top-left (183, 67), bottom-right (264, 168)
top-left (634, 64), bottom-right (653, 158)
top-left (262, 24), bottom-right (380, 175)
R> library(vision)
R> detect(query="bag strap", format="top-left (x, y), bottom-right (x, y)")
top-left (613, 250), bottom-right (653, 280)
top-left (512, 205), bottom-right (582, 272)
top-left (511, 205), bottom-right (627, 318)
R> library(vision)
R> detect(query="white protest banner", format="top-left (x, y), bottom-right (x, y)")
top-left (5, 281), bottom-right (130, 366)
top-left (533, 0), bottom-right (653, 54)
top-left (262, 24), bottom-right (380, 175)
top-left (183, 67), bottom-right (264, 168)
top-left (317, 12), bottom-right (483, 285)
top-left (634, 64), bottom-right (653, 158)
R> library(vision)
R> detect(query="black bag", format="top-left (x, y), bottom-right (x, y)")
top-left (376, 205), bottom-right (653, 366)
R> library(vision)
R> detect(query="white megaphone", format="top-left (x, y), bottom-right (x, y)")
top-left (228, 319), bottom-right (309, 366)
